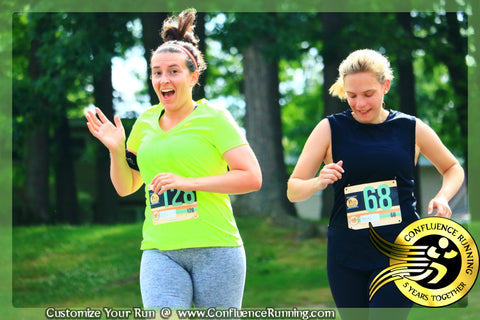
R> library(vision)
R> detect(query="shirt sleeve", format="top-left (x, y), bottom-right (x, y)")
top-left (126, 107), bottom-right (157, 154)
top-left (212, 107), bottom-right (248, 155)
top-left (126, 119), bottom-right (141, 154)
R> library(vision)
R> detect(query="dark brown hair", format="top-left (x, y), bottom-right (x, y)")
top-left (152, 9), bottom-right (206, 74)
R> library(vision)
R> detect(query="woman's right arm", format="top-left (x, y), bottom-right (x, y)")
top-left (86, 108), bottom-right (143, 197)
top-left (287, 118), bottom-right (343, 202)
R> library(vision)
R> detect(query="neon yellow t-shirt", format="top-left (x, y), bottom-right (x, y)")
top-left (126, 99), bottom-right (247, 250)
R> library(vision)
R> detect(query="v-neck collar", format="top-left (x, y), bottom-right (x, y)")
top-left (156, 104), bottom-right (199, 134)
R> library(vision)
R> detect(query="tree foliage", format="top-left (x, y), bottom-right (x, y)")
top-left (13, 12), bottom-right (136, 224)
top-left (12, 9), bottom-right (470, 225)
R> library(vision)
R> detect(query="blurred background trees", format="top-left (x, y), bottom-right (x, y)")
top-left (12, 7), bottom-right (470, 226)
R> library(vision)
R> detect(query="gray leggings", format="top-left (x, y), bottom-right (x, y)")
top-left (140, 246), bottom-right (246, 309)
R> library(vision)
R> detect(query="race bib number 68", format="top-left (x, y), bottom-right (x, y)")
top-left (344, 179), bottom-right (402, 230)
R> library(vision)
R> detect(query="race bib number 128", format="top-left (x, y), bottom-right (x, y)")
top-left (344, 179), bottom-right (401, 230)
top-left (148, 186), bottom-right (198, 225)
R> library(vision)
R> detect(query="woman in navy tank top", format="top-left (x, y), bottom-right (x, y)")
top-left (287, 49), bottom-right (464, 320)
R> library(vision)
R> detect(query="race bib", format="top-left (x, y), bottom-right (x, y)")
top-left (148, 186), bottom-right (198, 225)
top-left (344, 179), bottom-right (402, 230)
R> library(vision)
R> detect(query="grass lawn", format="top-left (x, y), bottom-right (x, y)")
top-left (11, 216), bottom-right (480, 319)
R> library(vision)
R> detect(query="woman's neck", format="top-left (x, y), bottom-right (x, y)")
top-left (159, 100), bottom-right (196, 131)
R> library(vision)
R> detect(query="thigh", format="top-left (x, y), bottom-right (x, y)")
top-left (368, 281), bottom-right (413, 308)
top-left (327, 258), bottom-right (370, 308)
top-left (368, 270), bottom-right (413, 320)
top-left (139, 249), bottom-right (193, 309)
top-left (327, 258), bottom-right (371, 320)
top-left (191, 246), bottom-right (246, 308)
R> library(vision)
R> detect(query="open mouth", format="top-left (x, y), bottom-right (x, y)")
top-left (161, 89), bottom-right (175, 99)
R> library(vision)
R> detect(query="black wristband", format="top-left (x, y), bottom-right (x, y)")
top-left (126, 149), bottom-right (139, 171)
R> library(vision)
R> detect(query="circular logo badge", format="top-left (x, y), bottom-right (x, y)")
top-left (349, 216), bottom-right (359, 225)
top-left (369, 217), bottom-right (479, 307)
top-left (150, 193), bottom-right (159, 204)
top-left (346, 197), bottom-right (359, 208)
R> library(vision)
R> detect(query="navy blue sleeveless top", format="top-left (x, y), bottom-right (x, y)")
top-left (326, 110), bottom-right (420, 269)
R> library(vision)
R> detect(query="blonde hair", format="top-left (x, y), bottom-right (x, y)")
top-left (329, 49), bottom-right (394, 100)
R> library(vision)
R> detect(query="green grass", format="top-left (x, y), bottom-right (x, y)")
top-left (237, 218), bottom-right (332, 308)
top-left (13, 224), bottom-right (143, 307)
top-left (12, 217), bottom-right (480, 319)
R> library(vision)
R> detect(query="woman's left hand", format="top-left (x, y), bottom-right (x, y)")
top-left (150, 173), bottom-right (192, 194)
top-left (427, 197), bottom-right (452, 218)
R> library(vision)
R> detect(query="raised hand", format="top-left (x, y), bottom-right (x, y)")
top-left (86, 107), bottom-right (126, 153)
top-left (317, 160), bottom-right (344, 190)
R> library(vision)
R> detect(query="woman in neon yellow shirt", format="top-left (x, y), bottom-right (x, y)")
top-left (86, 9), bottom-right (261, 309)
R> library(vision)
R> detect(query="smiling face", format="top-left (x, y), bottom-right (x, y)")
top-left (344, 72), bottom-right (391, 124)
top-left (150, 51), bottom-right (199, 113)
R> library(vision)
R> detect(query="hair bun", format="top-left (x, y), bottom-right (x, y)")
top-left (153, 9), bottom-right (207, 74)
top-left (161, 9), bottom-right (199, 47)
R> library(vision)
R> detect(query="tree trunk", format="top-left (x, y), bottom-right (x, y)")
top-left (140, 12), bottom-right (168, 106)
top-left (443, 12), bottom-right (468, 175)
top-left (233, 40), bottom-right (300, 227)
top-left (193, 12), bottom-right (206, 101)
top-left (320, 13), bottom-right (349, 220)
top-left (92, 60), bottom-right (119, 224)
top-left (396, 12), bottom-right (423, 215)
top-left (24, 125), bottom-right (50, 224)
top-left (53, 111), bottom-right (79, 224)
top-left (23, 35), bottom-right (50, 224)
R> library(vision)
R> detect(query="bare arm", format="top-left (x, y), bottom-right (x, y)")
top-left (416, 118), bottom-right (464, 218)
top-left (287, 119), bottom-right (344, 202)
top-left (86, 108), bottom-right (143, 197)
top-left (150, 144), bottom-right (262, 195)
top-left (108, 148), bottom-right (144, 197)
